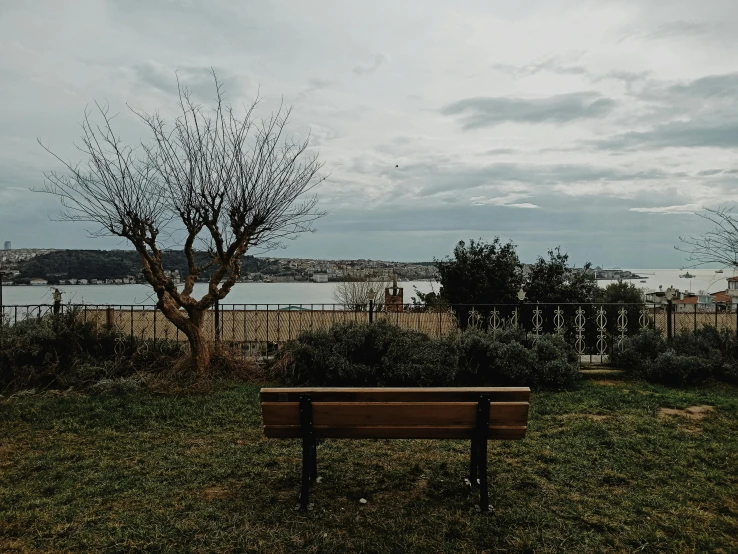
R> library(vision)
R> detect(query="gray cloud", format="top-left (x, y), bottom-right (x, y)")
top-left (594, 120), bottom-right (738, 150)
top-left (352, 54), bottom-right (389, 76)
top-left (664, 72), bottom-right (738, 100)
top-left (441, 92), bottom-right (615, 129)
top-left (587, 71), bottom-right (738, 150)
top-left (629, 204), bottom-right (702, 214)
top-left (133, 61), bottom-right (244, 102)
top-left (619, 20), bottom-right (720, 43)
top-left (492, 57), bottom-right (589, 78)
top-left (403, 163), bottom-right (669, 196)
top-left (471, 193), bottom-right (538, 209)
top-left (482, 148), bottom-right (519, 156)
top-left (307, 78), bottom-right (332, 89)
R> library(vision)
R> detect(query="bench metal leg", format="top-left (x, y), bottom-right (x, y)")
top-left (468, 436), bottom-right (478, 486)
top-left (476, 395), bottom-right (491, 512)
top-left (310, 437), bottom-right (318, 480)
top-left (299, 395), bottom-right (314, 511)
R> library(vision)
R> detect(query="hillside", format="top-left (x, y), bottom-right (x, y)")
top-left (15, 250), bottom-right (275, 283)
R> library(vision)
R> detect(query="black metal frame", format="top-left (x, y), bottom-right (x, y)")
top-left (468, 394), bottom-right (491, 512)
top-left (296, 394), bottom-right (493, 513)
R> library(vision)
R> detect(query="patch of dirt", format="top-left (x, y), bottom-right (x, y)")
top-left (592, 380), bottom-right (625, 386)
top-left (681, 426), bottom-right (702, 435)
top-left (658, 405), bottom-right (715, 421)
top-left (201, 486), bottom-right (231, 501)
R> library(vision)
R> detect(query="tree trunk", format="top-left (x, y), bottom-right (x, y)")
top-left (157, 296), bottom-right (213, 375)
top-left (171, 308), bottom-right (211, 375)
top-left (186, 323), bottom-right (212, 374)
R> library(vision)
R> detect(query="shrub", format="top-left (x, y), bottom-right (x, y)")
top-left (607, 326), bottom-right (738, 386)
top-left (278, 321), bottom-right (458, 387)
top-left (380, 334), bottom-right (458, 386)
top-left (0, 308), bottom-right (186, 393)
top-left (279, 322), bottom-right (579, 390)
top-left (715, 362), bottom-right (738, 385)
top-left (608, 329), bottom-right (667, 371)
top-left (491, 340), bottom-right (537, 386)
top-left (643, 351), bottom-right (713, 387)
top-left (455, 328), bottom-right (503, 385)
top-left (673, 331), bottom-right (722, 366)
top-left (531, 335), bottom-right (581, 389)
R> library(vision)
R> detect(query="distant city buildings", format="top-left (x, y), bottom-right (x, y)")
top-left (0, 248), bottom-right (440, 286)
top-left (644, 278), bottom-right (738, 312)
top-left (1, 248), bottom-right (56, 264)
top-left (588, 266), bottom-right (642, 280)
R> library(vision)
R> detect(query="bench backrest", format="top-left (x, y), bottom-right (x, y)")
top-left (260, 387), bottom-right (530, 440)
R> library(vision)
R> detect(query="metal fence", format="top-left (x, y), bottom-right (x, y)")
top-left (3, 301), bottom-right (738, 363)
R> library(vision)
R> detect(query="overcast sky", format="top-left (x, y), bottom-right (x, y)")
top-left (2, 0), bottom-right (738, 267)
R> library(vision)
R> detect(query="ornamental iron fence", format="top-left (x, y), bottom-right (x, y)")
top-left (2, 301), bottom-right (738, 363)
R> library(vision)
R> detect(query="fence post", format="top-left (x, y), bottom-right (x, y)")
top-left (666, 300), bottom-right (673, 342)
top-left (369, 299), bottom-right (374, 323)
top-left (214, 299), bottom-right (220, 347)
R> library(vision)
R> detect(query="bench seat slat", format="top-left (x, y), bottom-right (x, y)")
top-left (263, 425), bottom-right (528, 439)
top-left (260, 387), bottom-right (530, 403)
top-left (262, 401), bottom-right (529, 428)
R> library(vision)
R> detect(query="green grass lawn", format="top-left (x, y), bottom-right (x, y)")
top-left (1, 380), bottom-right (737, 553)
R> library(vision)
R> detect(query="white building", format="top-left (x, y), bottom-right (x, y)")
top-left (311, 272), bottom-right (329, 283)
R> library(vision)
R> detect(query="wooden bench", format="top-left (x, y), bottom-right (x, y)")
top-left (260, 387), bottom-right (530, 511)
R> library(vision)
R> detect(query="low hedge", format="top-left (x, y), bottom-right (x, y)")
top-left (609, 325), bottom-right (738, 387)
top-left (643, 351), bottom-right (714, 388)
top-left (0, 308), bottom-right (188, 393)
top-left (281, 322), bottom-right (458, 387)
top-left (275, 322), bottom-right (580, 390)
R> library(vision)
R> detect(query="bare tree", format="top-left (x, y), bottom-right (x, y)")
top-left (677, 206), bottom-right (738, 269)
top-left (38, 73), bottom-right (326, 373)
top-left (333, 276), bottom-right (392, 311)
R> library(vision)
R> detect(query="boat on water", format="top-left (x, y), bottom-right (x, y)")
top-left (716, 269), bottom-right (724, 273)
top-left (679, 272), bottom-right (695, 278)
top-left (640, 280), bottom-right (647, 283)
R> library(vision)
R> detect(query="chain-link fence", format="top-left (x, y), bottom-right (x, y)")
top-left (4, 301), bottom-right (737, 363)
